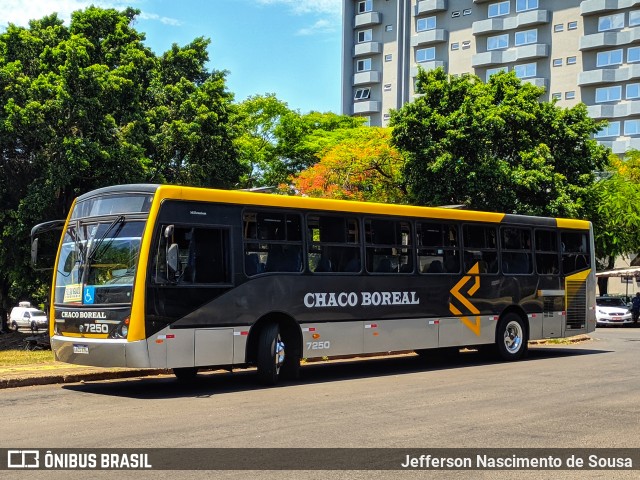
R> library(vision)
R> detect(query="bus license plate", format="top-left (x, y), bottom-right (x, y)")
top-left (73, 344), bottom-right (89, 354)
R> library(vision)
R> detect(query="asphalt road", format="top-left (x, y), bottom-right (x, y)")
top-left (2, 327), bottom-right (639, 480)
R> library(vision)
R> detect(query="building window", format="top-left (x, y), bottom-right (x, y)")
top-left (417, 16), bottom-right (436, 32)
top-left (356, 58), bottom-right (372, 72)
top-left (354, 88), bottom-right (371, 100)
top-left (452, 11), bottom-right (461, 18)
top-left (416, 47), bottom-right (436, 63)
top-left (625, 119), bottom-right (640, 135)
top-left (553, 58), bottom-right (563, 67)
top-left (595, 85), bottom-right (622, 103)
top-left (631, 11), bottom-right (640, 27)
top-left (385, 24), bottom-right (393, 32)
top-left (552, 92), bottom-right (562, 100)
top-left (358, 0), bottom-right (373, 14)
top-left (463, 9), bottom-right (472, 16)
top-left (515, 29), bottom-right (537, 46)
top-left (627, 83), bottom-right (640, 99)
top-left (383, 83), bottom-right (392, 92)
top-left (357, 29), bottom-right (372, 43)
top-left (487, 34), bottom-right (509, 51)
top-left (565, 91), bottom-right (576, 100)
top-left (596, 122), bottom-right (620, 138)
top-left (566, 56), bottom-right (577, 65)
top-left (554, 24), bottom-right (564, 32)
top-left (598, 13), bottom-right (625, 32)
top-left (597, 49), bottom-right (623, 67)
top-left (629, 46), bottom-right (640, 63)
top-left (488, 1), bottom-right (510, 18)
top-left (486, 67), bottom-right (507, 81)
top-left (568, 21), bottom-right (578, 30)
top-left (451, 42), bottom-right (460, 51)
top-left (516, 0), bottom-right (538, 13)
top-left (462, 40), bottom-right (471, 49)
top-left (385, 54), bottom-right (392, 62)
top-left (514, 63), bottom-right (536, 79)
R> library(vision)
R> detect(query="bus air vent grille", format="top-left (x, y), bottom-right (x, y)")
top-left (565, 280), bottom-right (586, 330)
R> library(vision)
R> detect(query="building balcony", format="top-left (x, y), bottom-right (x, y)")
top-left (353, 100), bottom-right (381, 114)
top-left (411, 29), bottom-right (448, 47)
top-left (411, 61), bottom-right (446, 77)
top-left (578, 63), bottom-right (640, 85)
top-left (353, 70), bottom-right (382, 85)
top-left (354, 42), bottom-right (382, 57)
top-left (415, 0), bottom-right (448, 16)
top-left (354, 11), bottom-right (382, 28)
top-left (521, 77), bottom-right (548, 89)
top-left (588, 99), bottom-right (640, 118)
top-left (472, 9), bottom-right (550, 35)
top-left (580, 27), bottom-right (640, 51)
top-left (472, 44), bottom-right (549, 67)
top-left (581, 0), bottom-right (640, 16)
top-left (596, 136), bottom-right (640, 154)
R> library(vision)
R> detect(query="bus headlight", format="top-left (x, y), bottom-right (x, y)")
top-left (120, 324), bottom-right (128, 337)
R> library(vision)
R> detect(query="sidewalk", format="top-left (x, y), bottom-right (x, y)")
top-left (0, 362), bottom-right (169, 389)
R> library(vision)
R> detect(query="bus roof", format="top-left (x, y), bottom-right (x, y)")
top-left (77, 183), bottom-right (591, 229)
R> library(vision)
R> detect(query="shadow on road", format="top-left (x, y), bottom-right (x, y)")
top-left (62, 343), bottom-right (611, 400)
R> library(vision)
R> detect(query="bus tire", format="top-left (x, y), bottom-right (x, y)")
top-left (173, 367), bottom-right (198, 382)
top-left (257, 323), bottom-right (285, 386)
top-left (495, 313), bottom-right (528, 361)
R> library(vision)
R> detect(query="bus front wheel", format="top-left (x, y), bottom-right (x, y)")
top-left (257, 323), bottom-right (285, 386)
top-left (496, 313), bottom-right (528, 361)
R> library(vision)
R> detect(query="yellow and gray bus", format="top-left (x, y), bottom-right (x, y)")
top-left (31, 184), bottom-right (596, 384)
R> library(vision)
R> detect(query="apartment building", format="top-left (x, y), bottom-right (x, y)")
top-left (341, 0), bottom-right (640, 154)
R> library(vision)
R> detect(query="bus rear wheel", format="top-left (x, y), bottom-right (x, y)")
top-left (496, 313), bottom-right (528, 361)
top-left (257, 323), bottom-right (285, 386)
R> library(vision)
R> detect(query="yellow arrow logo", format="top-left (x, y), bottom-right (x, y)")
top-left (449, 262), bottom-right (481, 336)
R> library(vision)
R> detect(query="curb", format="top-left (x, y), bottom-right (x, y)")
top-left (0, 368), bottom-right (169, 390)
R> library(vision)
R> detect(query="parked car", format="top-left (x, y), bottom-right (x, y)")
top-left (9, 303), bottom-right (49, 331)
top-left (595, 296), bottom-right (633, 327)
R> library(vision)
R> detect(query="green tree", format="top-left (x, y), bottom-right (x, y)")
top-left (591, 151), bottom-right (640, 293)
top-left (0, 7), bottom-right (242, 325)
top-left (391, 68), bottom-right (609, 216)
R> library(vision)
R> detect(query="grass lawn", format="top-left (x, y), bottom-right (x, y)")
top-left (0, 349), bottom-right (55, 366)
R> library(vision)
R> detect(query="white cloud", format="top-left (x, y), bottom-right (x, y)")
top-left (0, 0), bottom-right (181, 29)
top-left (256, 0), bottom-right (341, 17)
top-left (296, 19), bottom-right (336, 36)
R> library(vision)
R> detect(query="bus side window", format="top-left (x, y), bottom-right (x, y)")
top-left (156, 225), bottom-right (230, 284)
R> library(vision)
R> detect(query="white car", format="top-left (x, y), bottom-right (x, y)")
top-left (9, 305), bottom-right (49, 331)
top-left (595, 297), bottom-right (633, 327)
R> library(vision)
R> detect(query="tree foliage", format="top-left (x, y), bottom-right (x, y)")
top-left (591, 151), bottom-right (640, 290)
top-left (290, 127), bottom-right (407, 203)
top-left (391, 68), bottom-right (610, 216)
top-left (0, 7), bottom-right (242, 323)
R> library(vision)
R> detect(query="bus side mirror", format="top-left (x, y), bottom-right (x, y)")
top-left (31, 238), bottom-right (39, 267)
top-left (164, 225), bottom-right (174, 239)
top-left (167, 243), bottom-right (179, 277)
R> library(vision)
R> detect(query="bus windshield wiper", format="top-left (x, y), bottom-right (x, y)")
top-left (88, 216), bottom-right (125, 263)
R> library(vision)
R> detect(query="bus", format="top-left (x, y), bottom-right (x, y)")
top-left (31, 184), bottom-right (596, 384)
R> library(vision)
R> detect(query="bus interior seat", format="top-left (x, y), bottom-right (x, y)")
top-left (443, 256), bottom-right (458, 273)
top-left (315, 257), bottom-right (332, 272)
top-left (376, 258), bottom-right (393, 273)
top-left (344, 258), bottom-right (361, 272)
top-left (424, 260), bottom-right (443, 273)
top-left (245, 253), bottom-right (261, 276)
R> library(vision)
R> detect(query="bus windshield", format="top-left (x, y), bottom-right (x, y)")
top-left (54, 220), bottom-right (145, 305)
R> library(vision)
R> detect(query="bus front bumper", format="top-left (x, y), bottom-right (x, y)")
top-left (51, 335), bottom-right (151, 368)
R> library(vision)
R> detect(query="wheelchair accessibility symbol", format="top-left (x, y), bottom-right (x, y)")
top-left (83, 286), bottom-right (95, 304)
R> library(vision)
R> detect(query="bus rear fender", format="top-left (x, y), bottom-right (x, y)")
top-left (245, 313), bottom-right (302, 365)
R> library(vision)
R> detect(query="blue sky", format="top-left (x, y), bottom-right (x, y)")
top-left (0, 0), bottom-right (343, 113)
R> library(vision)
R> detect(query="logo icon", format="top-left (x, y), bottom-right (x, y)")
top-left (7, 450), bottom-right (39, 468)
top-left (83, 286), bottom-right (95, 305)
top-left (449, 262), bottom-right (482, 336)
